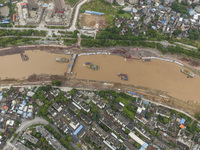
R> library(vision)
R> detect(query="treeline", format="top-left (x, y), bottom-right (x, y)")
top-left (0, 37), bottom-right (37, 47)
top-left (0, 29), bottom-right (47, 36)
top-left (81, 39), bottom-right (156, 47)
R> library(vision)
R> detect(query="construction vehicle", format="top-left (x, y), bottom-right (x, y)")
top-left (56, 58), bottom-right (69, 63)
top-left (21, 53), bottom-right (29, 61)
top-left (117, 73), bottom-right (128, 81)
top-left (84, 62), bottom-right (99, 70)
top-left (180, 69), bottom-right (194, 78)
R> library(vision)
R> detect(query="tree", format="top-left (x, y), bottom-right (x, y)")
top-left (84, 135), bottom-right (90, 143)
top-left (194, 113), bottom-right (200, 120)
top-left (70, 89), bottom-right (76, 96)
top-left (52, 80), bottom-right (62, 86)
top-left (189, 29), bottom-right (199, 40)
top-left (150, 130), bottom-right (156, 137)
top-left (77, 144), bottom-right (81, 148)
top-left (145, 112), bottom-right (151, 118)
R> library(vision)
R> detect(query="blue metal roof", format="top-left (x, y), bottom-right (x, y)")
top-left (180, 118), bottom-right (186, 124)
top-left (151, 26), bottom-right (156, 30)
top-left (162, 20), bottom-right (165, 24)
top-left (73, 125), bottom-right (83, 135)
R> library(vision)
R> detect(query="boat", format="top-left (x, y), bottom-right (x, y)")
top-left (180, 69), bottom-right (194, 78)
top-left (56, 58), bottom-right (69, 63)
top-left (21, 53), bottom-right (29, 61)
top-left (117, 73), bottom-right (128, 81)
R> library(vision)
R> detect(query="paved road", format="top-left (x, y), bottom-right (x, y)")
top-left (69, 0), bottom-right (88, 31)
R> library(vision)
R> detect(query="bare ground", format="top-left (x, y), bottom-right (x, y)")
top-left (79, 13), bottom-right (108, 29)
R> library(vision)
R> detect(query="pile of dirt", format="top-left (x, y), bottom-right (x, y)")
top-left (181, 57), bottom-right (200, 67)
top-left (79, 13), bottom-right (108, 29)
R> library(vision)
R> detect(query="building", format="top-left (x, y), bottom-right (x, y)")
top-left (104, 0), bottom-right (114, 3)
top-left (129, 0), bottom-right (138, 4)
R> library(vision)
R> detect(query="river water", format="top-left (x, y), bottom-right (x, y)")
top-left (73, 54), bottom-right (200, 102)
top-left (0, 50), bottom-right (69, 79)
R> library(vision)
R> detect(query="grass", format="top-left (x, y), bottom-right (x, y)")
top-left (65, 0), bottom-right (79, 7)
top-left (0, 0), bottom-right (7, 3)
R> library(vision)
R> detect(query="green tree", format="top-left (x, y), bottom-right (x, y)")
top-left (145, 112), bottom-right (151, 118)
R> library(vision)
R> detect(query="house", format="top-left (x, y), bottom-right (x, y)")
top-left (114, 112), bottom-right (129, 127)
top-left (156, 107), bottom-right (170, 118)
top-left (79, 102), bottom-right (90, 112)
top-left (105, 135), bottom-right (121, 150)
top-left (124, 140), bottom-right (137, 150)
top-left (52, 102), bottom-right (62, 112)
top-left (92, 124), bottom-right (108, 140)
top-left (48, 107), bottom-right (57, 117)
top-left (80, 114), bottom-right (92, 124)
top-left (89, 132), bottom-right (104, 148)
top-left (22, 131), bottom-right (38, 144)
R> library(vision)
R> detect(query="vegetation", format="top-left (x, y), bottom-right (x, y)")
top-left (52, 80), bottom-right (62, 86)
top-left (186, 121), bottom-right (200, 134)
top-left (171, 1), bottom-right (188, 15)
top-left (188, 29), bottom-right (199, 40)
top-left (194, 113), bottom-right (200, 121)
top-left (145, 112), bottom-right (151, 118)
top-left (65, 0), bottom-right (79, 6)
top-left (0, 37), bottom-right (38, 47)
top-left (157, 115), bottom-right (170, 124)
top-left (0, 29), bottom-right (47, 36)
top-left (45, 26), bottom-right (66, 29)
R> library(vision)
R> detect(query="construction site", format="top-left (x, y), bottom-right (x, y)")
top-left (79, 13), bottom-right (108, 29)
top-left (16, 0), bottom-right (72, 26)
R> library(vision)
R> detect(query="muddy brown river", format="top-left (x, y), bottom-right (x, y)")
top-left (73, 55), bottom-right (200, 102)
top-left (0, 50), bottom-right (69, 79)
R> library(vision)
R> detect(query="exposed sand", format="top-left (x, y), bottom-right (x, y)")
top-left (73, 55), bottom-right (200, 102)
top-left (0, 50), bottom-right (69, 79)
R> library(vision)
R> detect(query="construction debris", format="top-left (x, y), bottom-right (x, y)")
top-left (56, 57), bottom-right (69, 63)
top-left (117, 73), bottom-right (128, 81)
top-left (21, 53), bottom-right (29, 61)
top-left (84, 62), bottom-right (99, 70)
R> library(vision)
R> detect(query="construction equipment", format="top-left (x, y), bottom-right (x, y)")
top-left (117, 73), bottom-right (128, 81)
top-left (56, 58), bottom-right (69, 63)
top-left (180, 69), bottom-right (194, 78)
top-left (84, 62), bottom-right (99, 70)
top-left (21, 53), bottom-right (29, 61)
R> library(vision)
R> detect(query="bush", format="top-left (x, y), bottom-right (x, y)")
top-left (52, 80), bottom-right (62, 86)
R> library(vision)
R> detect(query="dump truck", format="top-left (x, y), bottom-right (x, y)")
top-left (21, 53), bottom-right (29, 61)
top-left (180, 69), bottom-right (194, 78)
top-left (56, 58), bottom-right (69, 63)
top-left (117, 73), bottom-right (128, 81)
top-left (84, 62), bottom-right (99, 70)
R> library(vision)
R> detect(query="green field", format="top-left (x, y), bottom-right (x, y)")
top-left (65, 0), bottom-right (79, 7)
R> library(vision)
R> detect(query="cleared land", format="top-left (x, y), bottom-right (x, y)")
top-left (73, 55), bottom-right (200, 103)
top-left (0, 6), bottom-right (9, 17)
top-left (0, 50), bottom-right (70, 79)
top-left (79, 13), bottom-right (108, 29)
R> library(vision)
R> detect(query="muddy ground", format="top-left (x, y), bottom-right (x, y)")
top-left (79, 13), bottom-right (108, 29)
